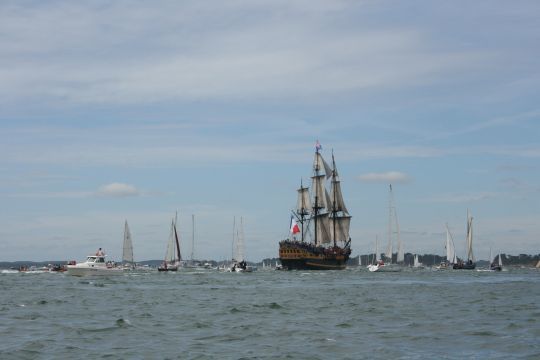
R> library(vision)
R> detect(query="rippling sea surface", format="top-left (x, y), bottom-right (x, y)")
top-left (1, 267), bottom-right (539, 359)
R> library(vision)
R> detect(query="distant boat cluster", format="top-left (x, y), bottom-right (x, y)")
top-left (4, 142), bottom-right (533, 276)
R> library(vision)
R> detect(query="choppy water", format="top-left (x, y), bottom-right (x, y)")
top-left (1, 267), bottom-right (539, 359)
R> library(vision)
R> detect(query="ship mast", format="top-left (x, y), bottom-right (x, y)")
top-left (332, 151), bottom-right (337, 248)
top-left (296, 179), bottom-right (311, 242)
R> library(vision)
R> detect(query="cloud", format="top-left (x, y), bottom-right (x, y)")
top-left (357, 171), bottom-right (411, 184)
top-left (421, 192), bottom-right (497, 203)
top-left (0, 1), bottom-right (491, 106)
top-left (95, 183), bottom-right (140, 198)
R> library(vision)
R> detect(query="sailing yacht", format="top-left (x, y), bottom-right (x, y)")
top-left (453, 210), bottom-right (476, 270)
top-left (279, 143), bottom-right (352, 270)
top-left (122, 220), bottom-right (135, 270)
top-left (229, 217), bottom-right (252, 272)
top-left (490, 252), bottom-right (503, 271)
top-left (367, 236), bottom-right (385, 272)
top-left (380, 184), bottom-right (403, 271)
top-left (413, 254), bottom-right (424, 269)
top-left (158, 214), bottom-right (182, 272)
top-left (437, 224), bottom-right (457, 269)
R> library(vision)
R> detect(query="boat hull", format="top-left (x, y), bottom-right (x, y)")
top-left (66, 266), bottom-right (123, 276)
top-left (279, 241), bottom-right (350, 270)
top-left (453, 262), bottom-right (476, 270)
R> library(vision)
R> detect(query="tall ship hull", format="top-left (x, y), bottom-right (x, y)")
top-left (279, 142), bottom-right (352, 271)
top-left (279, 241), bottom-right (351, 270)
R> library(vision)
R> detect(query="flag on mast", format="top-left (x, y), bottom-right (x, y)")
top-left (290, 217), bottom-right (300, 234)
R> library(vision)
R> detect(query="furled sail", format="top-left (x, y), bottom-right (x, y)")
top-left (122, 220), bottom-right (134, 264)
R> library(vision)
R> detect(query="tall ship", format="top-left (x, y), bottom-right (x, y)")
top-left (279, 142), bottom-right (352, 270)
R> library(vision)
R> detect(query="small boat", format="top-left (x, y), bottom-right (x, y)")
top-left (158, 214), bottom-right (182, 272)
top-left (490, 253), bottom-right (503, 271)
top-left (453, 210), bottom-right (476, 270)
top-left (66, 254), bottom-right (122, 276)
top-left (437, 224), bottom-right (458, 269)
top-left (229, 217), bottom-right (253, 272)
top-left (413, 254), bottom-right (424, 269)
top-left (367, 236), bottom-right (384, 272)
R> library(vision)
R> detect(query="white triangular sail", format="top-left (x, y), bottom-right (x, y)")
top-left (164, 219), bottom-right (177, 264)
top-left (466, 210), bottom-right (475, 262)
top-left (498, 253), bottom-right (502, 267)
top-left (122, 220), bottom-right (134, 265)
top-left (445, 223), bottom-right (456, 263)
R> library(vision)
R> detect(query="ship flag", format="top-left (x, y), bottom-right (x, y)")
top-left (290, 217), bottom-right (300, 234)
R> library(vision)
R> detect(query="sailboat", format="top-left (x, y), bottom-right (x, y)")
top-left (229, 216), bottom-right (252, 272)
top-left (158, 214), bottom-right (182, 272)
top-left (122, 220), bottom-right (135, 270)
top-left (367, 236), bottom-right (385, 272)
top-left (490, 252), bottom-right (503, 271)
top-left (437, 223), bottom-right (457, 269)
top-left (453, 210), bottom-right (476, 270)
top-left (380, 184), bottom-right (403, 271)
top-left (413, 254), bottom-right (424, 269)
top-left (279, 142), bottom-right (352, 270)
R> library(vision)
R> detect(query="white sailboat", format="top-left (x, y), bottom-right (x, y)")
top-left (413, 254), bottom-right (424, 269)
top-left (379, 184), bottom-right (403, 271)
top-left (122, 220), bottom-right (135, 269)
top-left (229, 217), bottom-right (252, 272)
top-left (437, 224), bottom-right (457, 269)
top-left (367, 236), bottom-right (385, 272)
top-left (453, 210), bottom-right (476, 270)
top-left (158, 214), bottom-right (182, 272)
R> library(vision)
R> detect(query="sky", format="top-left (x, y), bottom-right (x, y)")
top-left (1, 0), bottom-right (539, 262)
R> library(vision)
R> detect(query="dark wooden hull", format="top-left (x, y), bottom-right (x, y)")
top-left (157, 266), bottom-right (178, 272)
top-left (279, 241), bottom-right (350, 270)
top-left (453, 262), bottom-right (476, 270)
top-left (490, 265), bottom-right (502, 271)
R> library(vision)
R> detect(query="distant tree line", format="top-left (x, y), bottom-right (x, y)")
top-left (349, 253), bottom-right (540, 267)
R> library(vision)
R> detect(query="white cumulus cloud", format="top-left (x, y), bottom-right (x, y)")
top-left (96, 183), bottom-right (140, 198)
top-left (357, 171), bottom-right (411, 184)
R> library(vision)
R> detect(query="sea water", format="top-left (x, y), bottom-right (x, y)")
top-left (1, 268), bottom-right (539, 359)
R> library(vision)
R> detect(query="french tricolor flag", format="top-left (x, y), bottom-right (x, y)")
top-left (290, 217), bottom-right (300, 234)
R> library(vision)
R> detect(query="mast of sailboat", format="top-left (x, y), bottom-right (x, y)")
top-left (190, 214), bottom-right (195, 263)
top-left (296, 178), bottom-right (311, 242)
top-left (387, 184), bottom-right (393, 263)
top-left (313, 145), bottom-right (320, 246)
top-left (332, 150), bottom-right (337, 248)
top-left (231, 216), bottom-right (235, 262)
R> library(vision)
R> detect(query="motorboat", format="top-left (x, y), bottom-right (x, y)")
top-left (66, 255), bottom-right (123, 276)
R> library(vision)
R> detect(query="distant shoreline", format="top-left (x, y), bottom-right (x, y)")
top-left (2, 253), bottom-right (539, 268)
